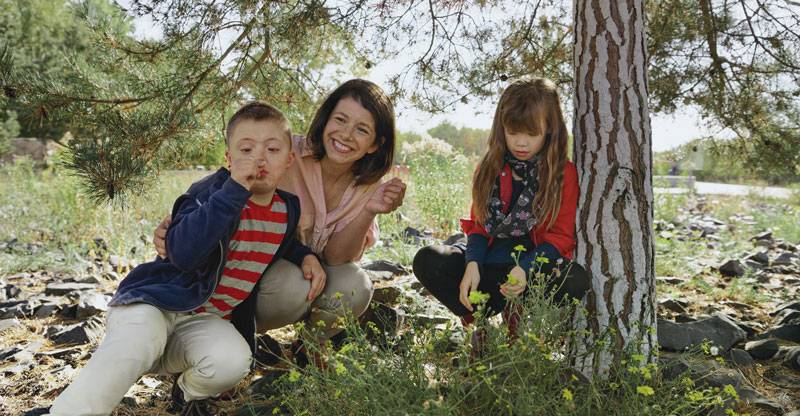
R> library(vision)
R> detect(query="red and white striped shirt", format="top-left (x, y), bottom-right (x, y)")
top-left (195, 193), bottom-right (288, 319)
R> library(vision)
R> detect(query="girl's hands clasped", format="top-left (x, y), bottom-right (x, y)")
top-left (459, 261), bottom-right (481, 312)
top-left (500, 265), bottom-right (527, 297)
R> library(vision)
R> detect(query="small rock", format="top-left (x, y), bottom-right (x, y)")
top-left (76, 293), bottom-right (110, 319)
top-left (659, 298), bottom-right (688, 313)
top-left (365, 270), bottom-right (394, 282)
top-left (718, 259), bottom-right (746, 277)
top-left (48, 316), bottom-right (104, 345)
top-left (657, 314), bottom-right (747, 353)
top-left (442, 232), bottom-right (466, 246)
top-left (75, 275), bottom-right (101, 284)
top-left (1, 300), bottom-right (35, 319)
top-left (33, 302), bottom-right (61, 318)
top-left (724, 348), bottom-right (755, 368)
top-left (764, 324), bottom-right (800, 343)
top-left (783, 346), bottom-right (800, 371)
top-left (745, 339), bottom-right (779, 360)
top-left (108, 255), bottom-right (131, 270)
top-left (746, 251), bottom-right (770, 265)
top-left (777, 242), bottom-right (797, 252)
top-left (36, 346), bottom-right (82, 359)
top-left (776, 310), bottom-right (800, 326)
top-left (656, 276), bottom-right (689, 285)
top-left (0, 347), bottom-right (21, 361)
top-left (361, 260), bottom-right (409, 276)
top-left (359, 303), bottom-right (403, 347)
top-left (773, 252), bottom-right (798, 266)
top-left (750, 231), bottom-right (774, 242)
top-left (5, 284), bottom-right (21, 299)
top-left (769, 301), bottom-right (800, 317)
top-left (44, 283), bottom-right (97, 296)
top-left (749, 397), bottom-right (784, 415)
top-left (372, 286), bottom-right (403, 305)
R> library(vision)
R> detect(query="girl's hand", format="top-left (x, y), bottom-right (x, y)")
top-left (500, 266), bottom-right (527, 298)
top-left (365, 177), bottom-right (406, 215)
top-left (153, 215), bottom-right (172, 259)
top-left (459, 262), bottom-right (481, 312)
top-left (302, 254), bottom-right (327, 301)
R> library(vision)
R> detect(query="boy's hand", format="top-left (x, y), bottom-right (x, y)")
top-left (458, 261), bottom-right (481, 312)
top-left (230, 156), bottom-right (262, 190)
top-left (153, 215), bottom-right (172, 259)
top-left (365, 177), bottom-right (406, 215)
top-left (302, 254), bottom-right (326, 301)
top-left (500, 266), bottom-right (527, 298)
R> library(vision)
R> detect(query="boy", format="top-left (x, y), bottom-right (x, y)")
top-left (43, 102), bottom-right (324, 416)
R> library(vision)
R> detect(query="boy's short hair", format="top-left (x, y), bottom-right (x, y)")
top-left (226, 102), bottom-right (291, 146)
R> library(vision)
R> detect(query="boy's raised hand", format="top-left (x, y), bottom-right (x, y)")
top-left (302, 254), bottom-right (326, 301)
top-left (153, 215), bottom-right (171, 259)
top-left (459, 261), bottom-right (481, 312)
top-left (500, 265), bottom-right (527, 298)
top-left (230, 156), bottom-right (262, 190)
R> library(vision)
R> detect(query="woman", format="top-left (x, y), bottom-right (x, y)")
top-left (153, 79), bottom-right (406, 363)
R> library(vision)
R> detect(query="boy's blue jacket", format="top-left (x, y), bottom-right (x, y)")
top-left (109, 168), bottom-right (314, 352)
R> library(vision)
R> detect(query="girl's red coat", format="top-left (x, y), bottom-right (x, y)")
top-left (460, 161), bottom-right (579, 259)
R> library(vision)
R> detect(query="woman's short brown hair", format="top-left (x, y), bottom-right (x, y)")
top-left (305, 79), bottom-right (395, 186)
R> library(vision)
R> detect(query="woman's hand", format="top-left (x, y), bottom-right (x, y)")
top-left (153, 215), bottom-right (172, 259)
top-left (500, 266), bottom-right (527, 298)
top-left (459, 261), bottom-right (481, 312)
top-left (302, 254), bottom-right (327, 301)
top-left (365, 177), bottom-right (406, 215)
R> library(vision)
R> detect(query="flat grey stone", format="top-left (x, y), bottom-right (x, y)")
top-left (657, 314), bottom-right (747, 353)
top-left (44, 283), bottom-right (96, 296)
top-left (718, 259), bottom-right (745, 277)
top-left (745, 339), bottom-right (780, 360)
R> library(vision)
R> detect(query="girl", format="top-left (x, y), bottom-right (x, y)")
top-left (413, 77), bottom-right (589, 346)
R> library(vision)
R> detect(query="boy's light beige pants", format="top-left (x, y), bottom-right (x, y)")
top-left (48, 304), bottom-right (252, 416)
top-left (256, 260), bottom-right (373, 340)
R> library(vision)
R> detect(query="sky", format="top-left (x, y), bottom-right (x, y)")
top-left (126, 4), bottom-right (723, 153)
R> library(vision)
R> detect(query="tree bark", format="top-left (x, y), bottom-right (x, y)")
top-left (571, 0), bottom-right (656, 374)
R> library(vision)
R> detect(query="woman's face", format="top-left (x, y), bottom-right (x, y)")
top-left (321, 96), bottom-right (379, 168)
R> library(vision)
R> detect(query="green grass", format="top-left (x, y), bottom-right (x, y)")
top-left (0, 158), bottom-right (204, 274)
top-left (245, 281), bottom-right (733, 416)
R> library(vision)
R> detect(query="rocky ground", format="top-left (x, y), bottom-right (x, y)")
top-left (2, 198), bottom-right (800, 415)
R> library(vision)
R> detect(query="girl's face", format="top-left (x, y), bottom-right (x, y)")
top-left (504, 125), bottom-right (547, 161)
top-left (321, 97), bottom-right (380, 168)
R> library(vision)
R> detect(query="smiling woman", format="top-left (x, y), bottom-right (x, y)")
top-left (153, 79), bottom-right (406, 366)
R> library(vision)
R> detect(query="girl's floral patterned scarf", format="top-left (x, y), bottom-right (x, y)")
top-left (483, 153), bottom-right (540, 238)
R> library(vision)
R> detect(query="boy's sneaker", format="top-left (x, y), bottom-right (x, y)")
top-left (23, 407), bottom-right (50, 416)
top-left (291, 340), bottom-right (327, 370)
top-left (167, 375), bottom-right (186, 414)
top-left (180, 399), bottom-right (214, 416)
top-left (254, 333), bottom-right (284, 368)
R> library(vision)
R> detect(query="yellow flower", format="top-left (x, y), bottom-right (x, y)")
top-left (288, 369), bottom-right (301, 383)
top-left (562, 388), bottom-right (573, 402)
top-left (514, 245), bottom-right (527, 252)
top-left (468, 290), bottom-right (490, 304)
top-left (723, 384), bottom-right (739, 400)
top-left (636, 386), bottom-right (655, 396)
top-left (506, 273), bottom-right (519, 285)
top-left (686, 391), bottom-right (704, 401)
top-left (535, 256), bottom-right (550, 264)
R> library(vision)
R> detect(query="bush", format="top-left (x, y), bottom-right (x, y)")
top-left (0, 110), bottom-right (20, 157)
top-left (401, 136), bottom-right (472, 237)
top-left (249, 266), bottom-right (733, 416)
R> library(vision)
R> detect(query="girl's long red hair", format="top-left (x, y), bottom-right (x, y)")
top-left (472, 77), bottom-right (569, 230)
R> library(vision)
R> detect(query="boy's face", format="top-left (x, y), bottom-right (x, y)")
top-left (226, 119), bottom-right (294, 196)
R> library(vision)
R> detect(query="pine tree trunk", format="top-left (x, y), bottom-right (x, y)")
top-left (571, 0), bottom-right (656, 374)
